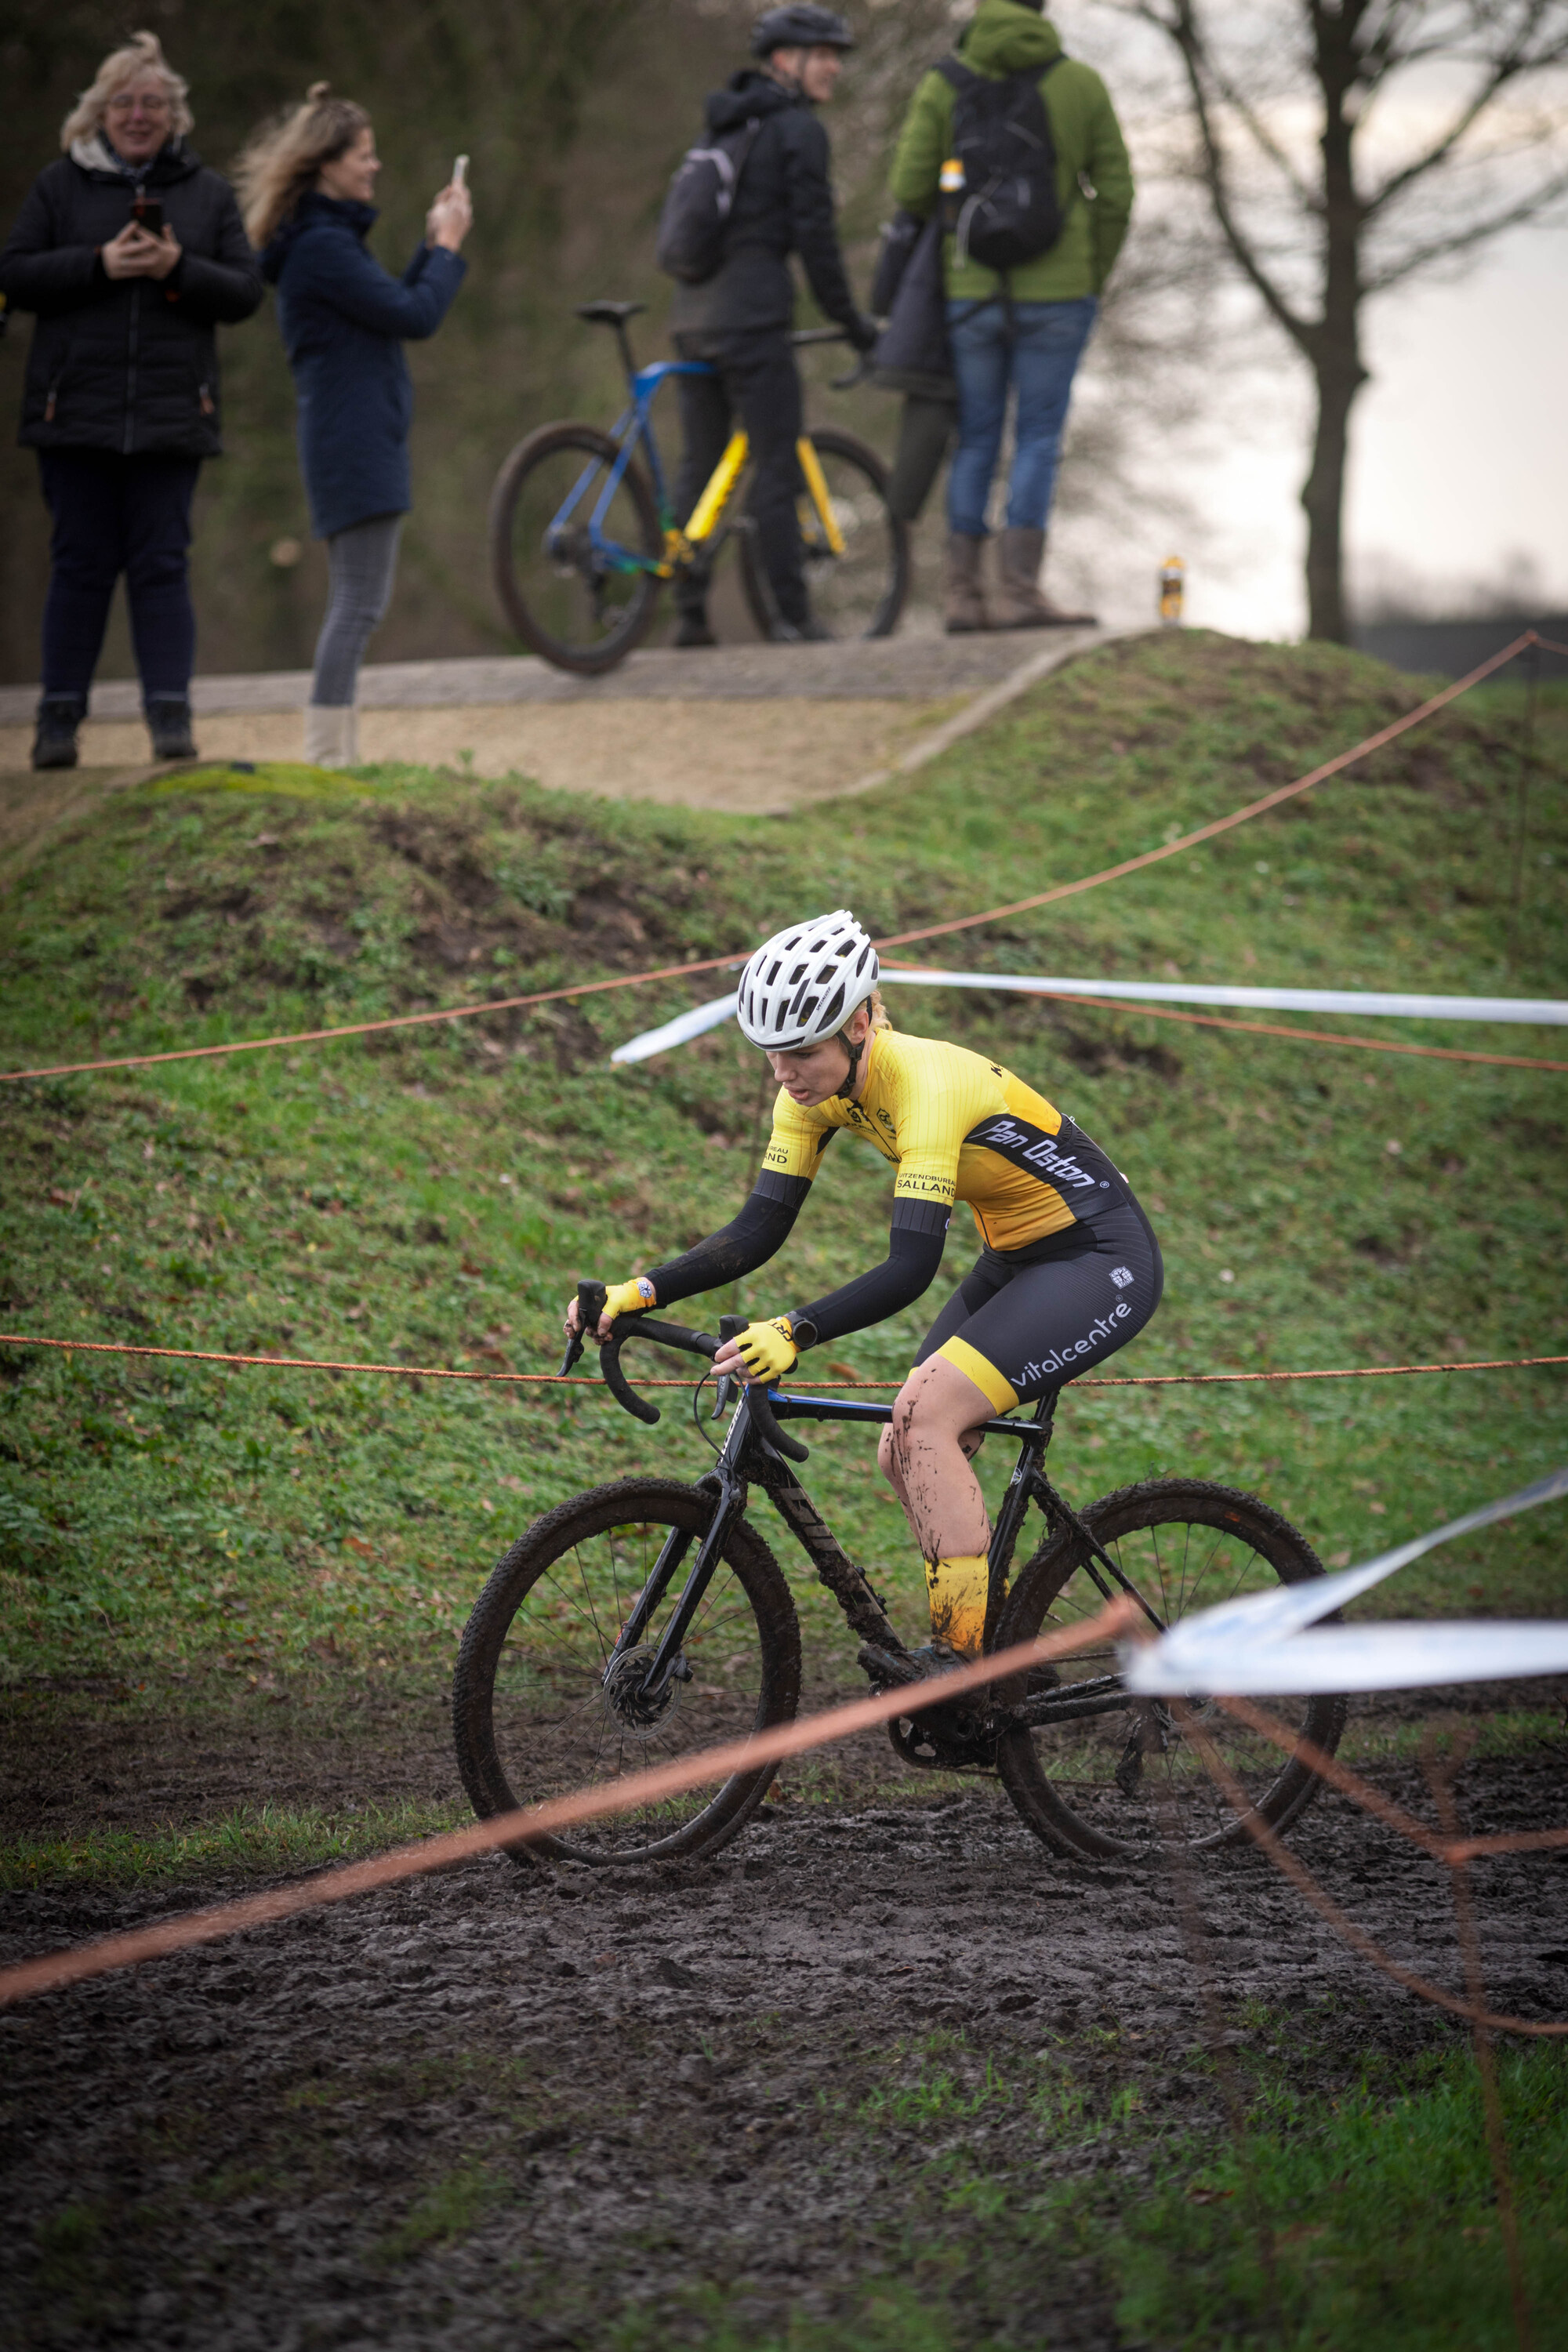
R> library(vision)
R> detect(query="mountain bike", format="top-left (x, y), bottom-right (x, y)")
top-left (488, 302), bottom-right (909, 675)
top-left (452, 1283), bottom-right (1348, 1870)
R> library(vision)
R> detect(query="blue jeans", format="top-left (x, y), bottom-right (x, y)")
top-left (946, 296), bottom-right (1098, 537)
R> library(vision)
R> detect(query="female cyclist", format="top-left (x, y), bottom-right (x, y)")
top-left (564, 910), bottom-right (1162, 1671)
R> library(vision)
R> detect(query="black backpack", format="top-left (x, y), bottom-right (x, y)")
top-left (655, 117), bottom-right (763, 284)
top-left (936, 53), bottom-right (1064, 274)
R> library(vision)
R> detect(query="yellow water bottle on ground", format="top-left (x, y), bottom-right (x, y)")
top-left (1160, 556), bottom-right (1185, 627)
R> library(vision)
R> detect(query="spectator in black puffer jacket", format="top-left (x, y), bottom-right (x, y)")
top-left (667, 5), bottom-right (876, 646)
top-left (0, 31), bottom-right (262, 770)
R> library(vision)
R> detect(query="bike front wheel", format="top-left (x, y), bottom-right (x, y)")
top-left (994, 1479), bottom-right (1346, 1861)
top-left (452, 1477), bottom-right (801, 1867)
top-left (489, 421), bottom-right (662, 675)
top-left (740, 425), bottom-right (909, 641)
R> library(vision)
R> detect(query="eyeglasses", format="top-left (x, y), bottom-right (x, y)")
top-left (106, 93), bottom-right (172, 115)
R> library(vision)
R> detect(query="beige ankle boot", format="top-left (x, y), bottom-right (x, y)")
top-left (303, 703), bottom-right (358, 768)
top-left (943, 533), bottom-right (989, 634)
top-left (993, 528), bottom-right (1098, 629)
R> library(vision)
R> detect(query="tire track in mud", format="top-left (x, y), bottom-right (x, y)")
top-left (2, 1753), bottom-right (1566, 2349)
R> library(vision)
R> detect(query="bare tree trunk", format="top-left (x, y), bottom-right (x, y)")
top-left (1301, 0), bottom-right (1370, 642)
top-left (1301, 358), bottom-right (1362, 641)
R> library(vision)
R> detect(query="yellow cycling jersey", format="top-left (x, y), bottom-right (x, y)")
top-left (760, 1025), bottom-right (1125, 1253)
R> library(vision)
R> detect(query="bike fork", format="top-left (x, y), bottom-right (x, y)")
top-left (611, 1424), bottom-right (752, 1704)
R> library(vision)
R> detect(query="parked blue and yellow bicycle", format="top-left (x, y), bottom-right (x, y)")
top-left (489, 302), bottom-right (909, 676)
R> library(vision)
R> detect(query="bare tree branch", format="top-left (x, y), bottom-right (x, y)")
top-left (1138, 0), bottom-right (1319, 352)
top-left (1365, 20), bottom-right (1568, 216)
top-left (1364, 165), bottom-right (1568, 286)
top-left (1186, 49), bottom-right (1324, 214)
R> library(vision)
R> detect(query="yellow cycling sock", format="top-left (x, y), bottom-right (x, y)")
top-left (924, 1552), bottom-right (990, 1659)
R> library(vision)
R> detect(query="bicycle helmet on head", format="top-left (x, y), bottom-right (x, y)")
top-left (737, 909), bottom-right (879, 1053)
top-left (750, 5), bottom-right (855, 57)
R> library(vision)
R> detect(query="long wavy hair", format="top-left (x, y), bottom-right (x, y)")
top-left (61, 30), bottom-right (193, 151)
top-left (234, 83), bottom-right (372, 247)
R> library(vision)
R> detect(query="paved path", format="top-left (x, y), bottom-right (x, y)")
top-left (1, 630), bottom-right (1124, 882)
top-left (0, 633), bottom-right (1066, 727)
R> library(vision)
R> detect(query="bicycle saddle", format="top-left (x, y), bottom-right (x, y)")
top-left (576, 300), bottom-right (648, 327)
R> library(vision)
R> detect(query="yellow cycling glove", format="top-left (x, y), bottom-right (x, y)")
top-left (735, 1316), bottom-right (799, 1383)
top-left (601, 1276), bottom-right (656, 1325)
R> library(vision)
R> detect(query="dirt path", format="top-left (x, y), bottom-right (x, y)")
top-left (0, 633), bottom-right (1115, 884)
top-left (2, 1745), bottom-right (1563, 2348)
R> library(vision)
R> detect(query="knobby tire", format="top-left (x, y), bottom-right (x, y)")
top-left (452, 1478), bottom-right (801, 1867)
top-left (489, 421), bottom-right (662, 676)
top-left (993, 1479), bottom-right (1347, 1861)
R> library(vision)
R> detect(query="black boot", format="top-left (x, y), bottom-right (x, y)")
top-left (768, 612), bottom-right (833, 644)
top-left (673, 611), bottom-right (717, 649)
top-left (31, 695), bottom-right (85, 771)
top-left (147, 698), bottom-right (198, 761)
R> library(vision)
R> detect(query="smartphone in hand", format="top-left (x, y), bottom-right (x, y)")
top-left (452, 155), bottom-right (469, 190)
top-left (132, 193), bottom-right (165, 236)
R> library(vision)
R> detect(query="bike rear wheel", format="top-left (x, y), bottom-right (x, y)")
top-left (740, 425), bottom-right (909, 641)
top-left (994, 1479), bottom-right (1346, 1860)
top-left (489, 421), bottom-right (662, 675)
top-left (452, 1477), bottom-right (800, 1866)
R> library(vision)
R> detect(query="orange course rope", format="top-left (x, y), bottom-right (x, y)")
top-left (2, 1331), bottom-right (1563, 1389)
top-left (875, 630), bottom-right (1549, 953)
top-left (2, 631), bottom-right (1555, 1087)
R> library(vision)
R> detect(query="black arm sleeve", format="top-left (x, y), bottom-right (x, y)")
top-left (644, 1171), bottom-right (811, 1311)
top-left (791, 1200), bottom-right (949, 1349)
top-left (783, 114), bottom-right (861, 336)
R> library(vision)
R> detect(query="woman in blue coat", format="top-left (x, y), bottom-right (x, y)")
top-left (238, 88), bottom-right (470, 767)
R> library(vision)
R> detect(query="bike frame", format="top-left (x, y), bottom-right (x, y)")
top-left (607, 1375), bottom-right (1163, 1723)
top-left (545, 358), bottom-right (845, 583)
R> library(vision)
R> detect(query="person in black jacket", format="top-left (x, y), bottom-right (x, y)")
top-left (0, 32), bottom-right (263, 769)
top-left (667, 5), bottom-right (876, 646)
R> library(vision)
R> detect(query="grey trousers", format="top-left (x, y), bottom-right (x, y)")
top-left (310, 514), bottom-right (403, 707)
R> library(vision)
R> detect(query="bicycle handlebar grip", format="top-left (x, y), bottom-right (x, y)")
top-left (559, 1276), bottom-right (608, 1377)
top-left (598, 1319), bottom-right (661, 1425)
top-left (578, 1277), bottom-right (607, 1329)
top-left (715, 1314), bottom-right (808, 1460)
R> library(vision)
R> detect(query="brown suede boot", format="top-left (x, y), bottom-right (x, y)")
top-left (943, 533), bottom-right (989, 633)
top-left (994, 527), bottom-right (1098, 628)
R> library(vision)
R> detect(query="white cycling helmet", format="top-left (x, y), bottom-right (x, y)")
top-left (737, 909), bottom-right (880, 1051)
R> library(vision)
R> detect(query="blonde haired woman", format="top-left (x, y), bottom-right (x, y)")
top-left (0, 31), bottom-right (261, 768)
top-left (238, 89), bottom-right (470, 768)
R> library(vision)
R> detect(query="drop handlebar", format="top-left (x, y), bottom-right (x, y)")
top-left (560, 1280), bottom-right (808, 1462)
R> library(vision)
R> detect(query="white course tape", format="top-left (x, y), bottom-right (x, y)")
top-left (877, 968), bottom-right (1568, 1025)
top-left (611, 993), bottom-right (737, 1063)
top-left (1122, 1464), bottom-right (1568, 1696)
top-left (608, 971), bottom-right (1567, 1065)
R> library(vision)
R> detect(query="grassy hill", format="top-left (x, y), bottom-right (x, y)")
top-left (1, 631), bottom-right (1565, 1874)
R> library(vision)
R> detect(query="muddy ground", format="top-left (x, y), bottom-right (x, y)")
top-left (2, 1693), bottom-right (1566, 2352)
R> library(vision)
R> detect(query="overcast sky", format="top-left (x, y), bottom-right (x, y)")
top-left (1178, 220), bottom-right (1568, 637)
top-left (1047, 3), bottom-right (1568, 637)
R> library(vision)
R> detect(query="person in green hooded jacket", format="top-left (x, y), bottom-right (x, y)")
top-left (889, 0), bottom-right (1131, 633)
